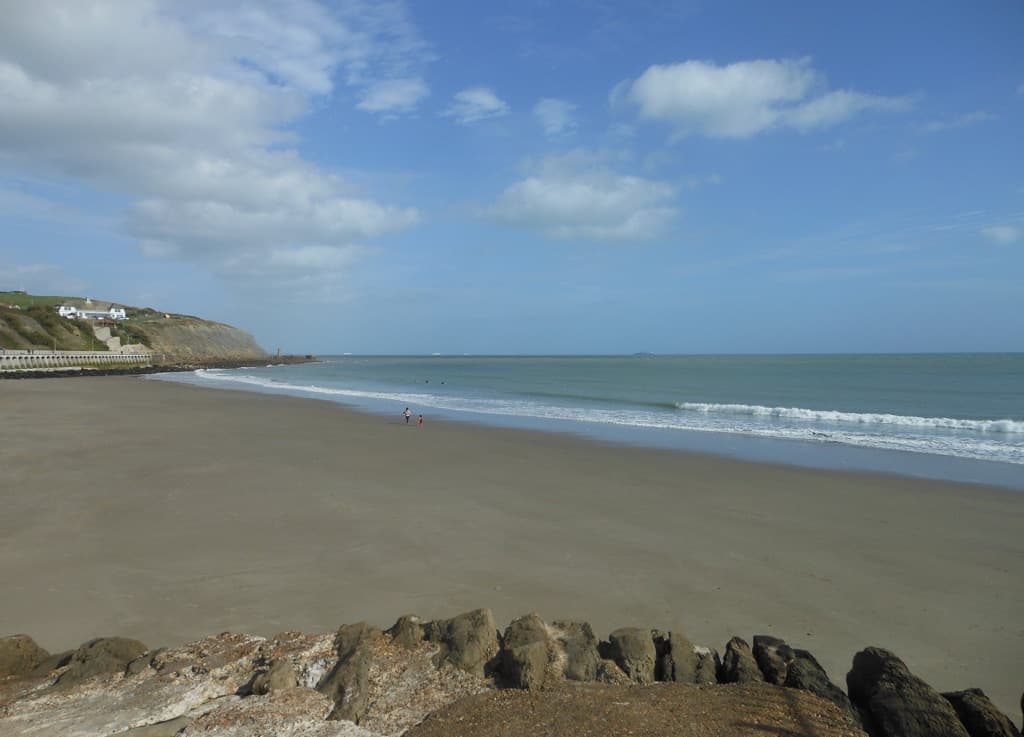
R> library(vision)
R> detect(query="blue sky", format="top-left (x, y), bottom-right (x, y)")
top-left (1, 0), bottom-right (1022, 354)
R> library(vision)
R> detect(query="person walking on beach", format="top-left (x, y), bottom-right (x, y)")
top-left (403, 407), bottom-right (412, 424)
top-left (417, 414), bottom-right (423, 428)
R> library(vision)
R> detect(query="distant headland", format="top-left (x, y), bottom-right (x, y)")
top-left (0, 291), bottom-right (314, 376)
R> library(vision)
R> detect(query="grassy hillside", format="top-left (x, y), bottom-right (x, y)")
top-left (0, 304), bottom-right (105, 351)
top-left (0, 292), bottom-right (266, 359)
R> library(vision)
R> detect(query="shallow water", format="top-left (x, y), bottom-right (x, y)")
top-left (155, 353), bottom-right (1024, 489)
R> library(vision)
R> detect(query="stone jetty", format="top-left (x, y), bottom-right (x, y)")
top-left (1, 610), bottom-right (1020, 737)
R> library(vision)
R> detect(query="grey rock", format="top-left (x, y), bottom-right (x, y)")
top-left (316, 622), bottom-right (381, 723)
top-left (109, 715), bottom-right (192, 736)
top-left (661, 631), bottom-right (700, 683)
top-left (387, 614), bottom-right (425, 649)
top-left (551, 620), bottom-right (599, 682)
top-left (753, 634), bottom-right (796, 685)
top-left (424, 608), bottom-right (500, 677)
top-left (53, 637), bottom-right (149, 689)
top-left (30, 649), bottom-right (73, 677)
top-left (502, 613), bottom-right (550, 690)
top-left (0, 634), bottom-right (49, 677)
top-left (251, 659), bottom-right (299, 695)
top-left (847, 646), bottom-right (970, 737)
top-left (605, 627), bottom-right (656, 684)
top-left (943, 689), bottom-right (1022, 737)
top-left (719, 636), bottom-right (764, 684)
top-left (694, 650), bottom-right (718, 685)
top-left (125, 648), bottom-right (167, 677)
top-left (785, 648), bottom-right (858, 723)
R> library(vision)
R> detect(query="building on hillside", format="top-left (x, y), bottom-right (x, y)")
top-left (56, 305), bottom-right (127, 320)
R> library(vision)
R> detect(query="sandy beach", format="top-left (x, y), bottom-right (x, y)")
top-left (1, 375), bottom-right (1021, 716)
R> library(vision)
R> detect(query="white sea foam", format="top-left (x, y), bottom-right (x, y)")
top-left (182, 370), bottom-right (1024, 466)
top-left (675, 402), bottom-right (1024, 434)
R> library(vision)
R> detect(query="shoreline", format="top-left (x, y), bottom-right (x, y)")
top-left (2, 375), bottom-right (1021, 715)
top-left (159, 367), bottom-right (1024, 491)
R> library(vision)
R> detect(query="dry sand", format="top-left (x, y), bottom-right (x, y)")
top-left (1, 376), bottom-right (1021, 716)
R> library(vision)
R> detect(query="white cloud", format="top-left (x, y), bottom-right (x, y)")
top-left (533, 98), bottom-right (577, 136)
top-left (488, 150), bottom-right (677, 241)
top-left (981, 226), bottom-right (1020, 245)
top-left (922, 110), bottom-right (995, 133)
top-left (618, 58), bottom-right (910, 139)
top-left (357, 77), bottom-right (429, 114)
top-left (442, 87), bottom-right (509, 124)
top-left (0, 1), bottom-right (420, 284)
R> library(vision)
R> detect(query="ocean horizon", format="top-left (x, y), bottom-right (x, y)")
top-left (155, 352), bottom-right (1024, 490)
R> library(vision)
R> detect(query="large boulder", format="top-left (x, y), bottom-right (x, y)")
top-left (753, 635), bottom-right (795, 685)
top-left (943, 689), bottom-right (1022, 737)
top-left (0, 635), bottom-right (49, 677)
top-left (719, 636), bottom-right (764, 684)
top-left (603, 628), bottom-right (656, 684)
top-left (316, 622), bottom-right (381, 722)
top-left (53, 637), bottom-right (148, 689)
top-left (502, 613), bottom-right (551, 690)
top-left (847, 646), bottom-right (970, 737)
top-left (424, 609), bottom-right (500, 677)
top-left (653, 631), bottom-right (712, 684)
top-left (785, 648), bottom-right (858, 723)
top-left (550, 620), bottom-right (600, 682)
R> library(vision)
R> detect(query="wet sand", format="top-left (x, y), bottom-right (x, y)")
top-left (1, 376), bottom-right (1021, 715)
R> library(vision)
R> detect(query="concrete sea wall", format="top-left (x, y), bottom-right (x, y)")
top-left (0, 350), bottom-right (151, 372)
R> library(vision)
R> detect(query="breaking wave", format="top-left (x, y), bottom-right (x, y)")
top-left (674, 403), bottom-right (1024, 434)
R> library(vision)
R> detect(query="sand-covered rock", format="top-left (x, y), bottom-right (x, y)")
top-left (53, 637), bottom-right (149, 690)
top-left (550, 620), bottom-right (600, 682)
top-left (423, 608), bottom-right (500, 677)
top-left (385, 615), bottom-right (424, 649)
top-left (0, 627), bottom-right (493, 737)
top-left (603, 628), bottom-right (657, 685)
top-left (317, 622), bottom-right (382, 722)
top-left (501, 613), bottom-right (551, 690)
top-left (0, 635), bottom-right (49, 677)
top-left (251, 659), bottom-right (299, 695)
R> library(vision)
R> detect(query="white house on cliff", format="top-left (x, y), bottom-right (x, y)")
top-left (57, 305), bottom-right (127, 320)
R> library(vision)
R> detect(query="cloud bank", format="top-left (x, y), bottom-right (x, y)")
top-left (617, 58), bottom-right (911, 139)
top-left (488, 150), bottom-right (677, 241)
top-left (0, 0), bottom-right (421, 285)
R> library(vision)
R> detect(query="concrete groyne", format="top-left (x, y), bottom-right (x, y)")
top-left (0, 350), bottom-right (151, 372)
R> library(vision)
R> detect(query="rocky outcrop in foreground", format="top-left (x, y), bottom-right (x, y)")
top-left (2, 611), bottom-right (1020, 737)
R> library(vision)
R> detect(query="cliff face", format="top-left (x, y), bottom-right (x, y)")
top-left (133, 317), bottom-right (266, 360)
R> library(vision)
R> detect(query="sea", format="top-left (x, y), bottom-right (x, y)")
top-left (155, 354), bottom-right (1024, 490)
